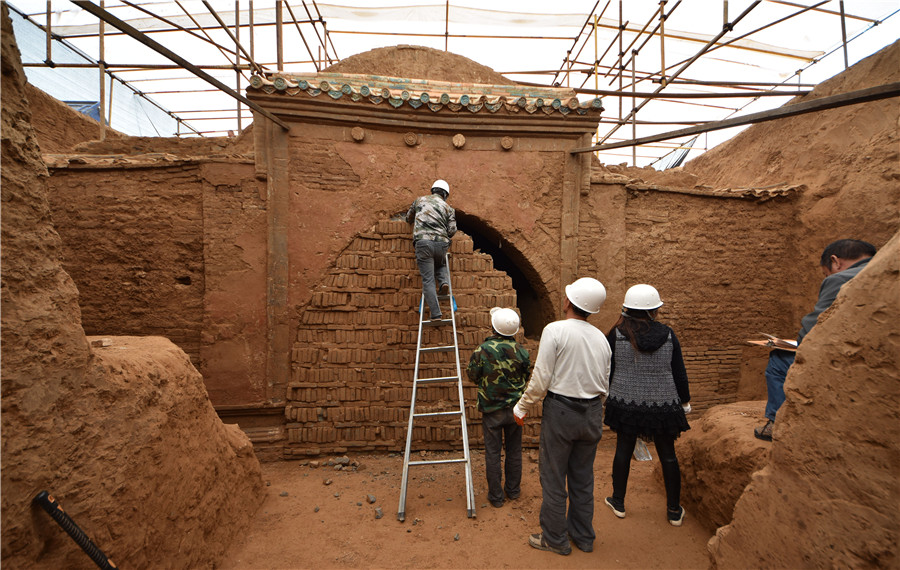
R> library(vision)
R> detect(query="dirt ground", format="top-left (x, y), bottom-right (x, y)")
top-left (221, 440), bottom-right (712, 569)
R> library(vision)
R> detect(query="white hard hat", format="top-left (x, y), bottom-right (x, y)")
top-left (431, 179), bottom-right (450, 195)
top-left (490, 307), bottom-right (520, 336)
top-left (565, 277), bottom-right (606, 314)
top-left (623, 284), bottom-right (663, 310)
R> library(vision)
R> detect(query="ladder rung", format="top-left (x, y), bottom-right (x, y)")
top-left (423, 319), bottom-right (450, 327)
top-left (413, 411), bottom-right (462, 418)
top-left (416, 375), bottom-right (460, 384)
top-left (437, 294), bottom-right (451, 300)
top-left (420, 346), bottom-right (454, 353)
top-left (408, 458), bottom-right (468, 466)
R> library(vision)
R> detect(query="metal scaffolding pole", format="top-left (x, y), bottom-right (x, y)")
top-left (276, 0), bottom-right (283, 69)
top-left (631, 49), bottom-right (636, 165)
top-left (120, 0), bottom-right (246, 66)
top-left (597, 0), bottom-right (761, 145)
top-left (610, 2), bottom-right (665, 87)
top-left (573, 82), bottom-right (900, 154)
top-left (202, 0), bottom-right (262, 75)
top-left (551, 0), bottom-right (600, 87)
top-left (70, 0), bottom-right (289, 131)
top-left (44, 1), bottom-right (52, 65)
top-left (659, 0), bottom-right (666, 86)
top-left (839, 0), bottom-right (849, 69)
top-left (625, 0), bottom-right (828, 92)
top-left (574, 86), bottom-right (809, 98)
top-left (300, 0), bottom-right (333, 64)
top-left (99, 0), bottom-right (106, 139)
top-left (312, 0), bottom-right (340, 62)
top-left (766, 0), bottom-right (878, 23)
top-left (235, 1), bottom-right (241, 131)
top-left (284, 1), bottom-right (321, 72)
top-left (617, 1), bottom-right (623, 122)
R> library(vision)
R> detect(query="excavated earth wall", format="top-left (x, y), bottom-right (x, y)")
top-left (1, 7), bottom-right (264, 568)
top-left (708, 231), bottom-right (899, 568)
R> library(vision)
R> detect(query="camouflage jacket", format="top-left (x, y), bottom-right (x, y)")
top-left (466, 334), bottom-right (531, 413)
top-left (406, 194), bottom-right (457, 243)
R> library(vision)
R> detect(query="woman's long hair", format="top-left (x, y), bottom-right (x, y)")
top-left (613, 308), bottom-right (658, 353)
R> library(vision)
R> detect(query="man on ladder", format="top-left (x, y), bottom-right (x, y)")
top-left (398, 177), bottom-right (473, 522)
top-left (406, 179), bottom-right (456, 320)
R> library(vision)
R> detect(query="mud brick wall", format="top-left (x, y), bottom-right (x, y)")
top-left (47, 164), bottom-right (206, 361)
top-left (285, 220), bottom-right (537, 455)
top-left (615, 188), bottom-right (801, 411)
top-left (46, 160), bottom-right (269, 405)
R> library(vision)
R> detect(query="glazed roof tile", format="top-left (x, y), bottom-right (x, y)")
top-left (248, 72), bottom-right (603, 116)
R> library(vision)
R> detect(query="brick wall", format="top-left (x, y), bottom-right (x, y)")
top-left (286, 220), bottom-right (540, 455)
top-left (47, 160), bottom-right (270, 406)
top-left (48, 165), bottom-right (206, 362)
top-left (615, 188), bottom-right (801, 412)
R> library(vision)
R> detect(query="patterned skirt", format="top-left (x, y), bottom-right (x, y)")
top-left (603, 397), bottom-right (690, 440)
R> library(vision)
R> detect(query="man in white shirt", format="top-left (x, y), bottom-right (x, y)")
top-left (513, 277), bottom-right (612, 556)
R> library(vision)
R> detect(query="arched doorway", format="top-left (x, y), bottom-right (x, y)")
top-left (456, 211), bottom-right (553, 340)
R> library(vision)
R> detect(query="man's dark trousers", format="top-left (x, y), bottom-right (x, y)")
top-left (482, 407), bottom-right (522, 504)
top-left (538, 395), bottom-right (604, 550)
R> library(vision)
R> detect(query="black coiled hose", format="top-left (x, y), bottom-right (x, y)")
top-left (32, 491), bottom-right (117, 570)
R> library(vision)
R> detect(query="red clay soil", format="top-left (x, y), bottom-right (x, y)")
top-left (675, 402), bottom-right (771, 533)
top-left (5, 9), bottom-right (898, 567)
top-left (221, 440), bottom-right (712, 569)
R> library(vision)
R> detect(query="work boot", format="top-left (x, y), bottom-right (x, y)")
top-left (438, 283), bottom-right (450, 296)
top-left (528, 533), bottom-right (571, 556)
top-left (567, 533), bottom-right (593, 553)
top-left (754, 419), bottom-right (774, 442)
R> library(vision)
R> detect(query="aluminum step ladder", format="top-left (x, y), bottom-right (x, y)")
top-left (397, 255), bottom-right (476, 522)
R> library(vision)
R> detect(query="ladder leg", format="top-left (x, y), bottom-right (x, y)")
top-left (399, 255), bottom-right (477, 520)
top-left (446, 256), bottom-right (476, 518)
top-left (398, 295), bottom-right (426, 522)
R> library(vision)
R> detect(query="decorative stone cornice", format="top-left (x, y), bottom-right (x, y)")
top-left (248, 72), bottom-right (603, 116)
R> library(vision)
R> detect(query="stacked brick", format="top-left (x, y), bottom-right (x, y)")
top-left (681, 347), bottom-right (742, 411)
top-left (286, 220), bottom-right (536, 456)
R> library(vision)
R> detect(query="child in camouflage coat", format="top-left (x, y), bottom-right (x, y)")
top-left (466, 307), bottom-right (530, 508)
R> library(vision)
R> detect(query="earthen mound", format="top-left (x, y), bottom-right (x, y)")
top-left (708, 230), bottom-right (900, 568)
top-left (671, 401), bottom-right (770, 532)
top-left (325, 44), bottom-right (517, 85)
top-left (682, 40), bottom-right (899, 254)
top-left (21, 52), bottom-right (248, 156)
top-left (25, 82), bottom-right (125, 153)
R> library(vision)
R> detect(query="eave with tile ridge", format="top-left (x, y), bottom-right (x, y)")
top-left (247, 72), bottom-right (605, 135)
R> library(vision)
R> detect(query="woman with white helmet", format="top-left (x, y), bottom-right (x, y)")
top-left (602, 284), bottom-right (691, 527)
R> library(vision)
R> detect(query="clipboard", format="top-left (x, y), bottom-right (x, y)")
top-left (747, 333), bottom-right (798, 352)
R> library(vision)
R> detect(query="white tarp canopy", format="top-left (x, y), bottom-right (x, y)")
top-left (7, 1), bottom-right (898, 166)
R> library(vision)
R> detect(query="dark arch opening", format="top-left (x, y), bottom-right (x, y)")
top-left (456, 211), bottom-right (553, 340)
